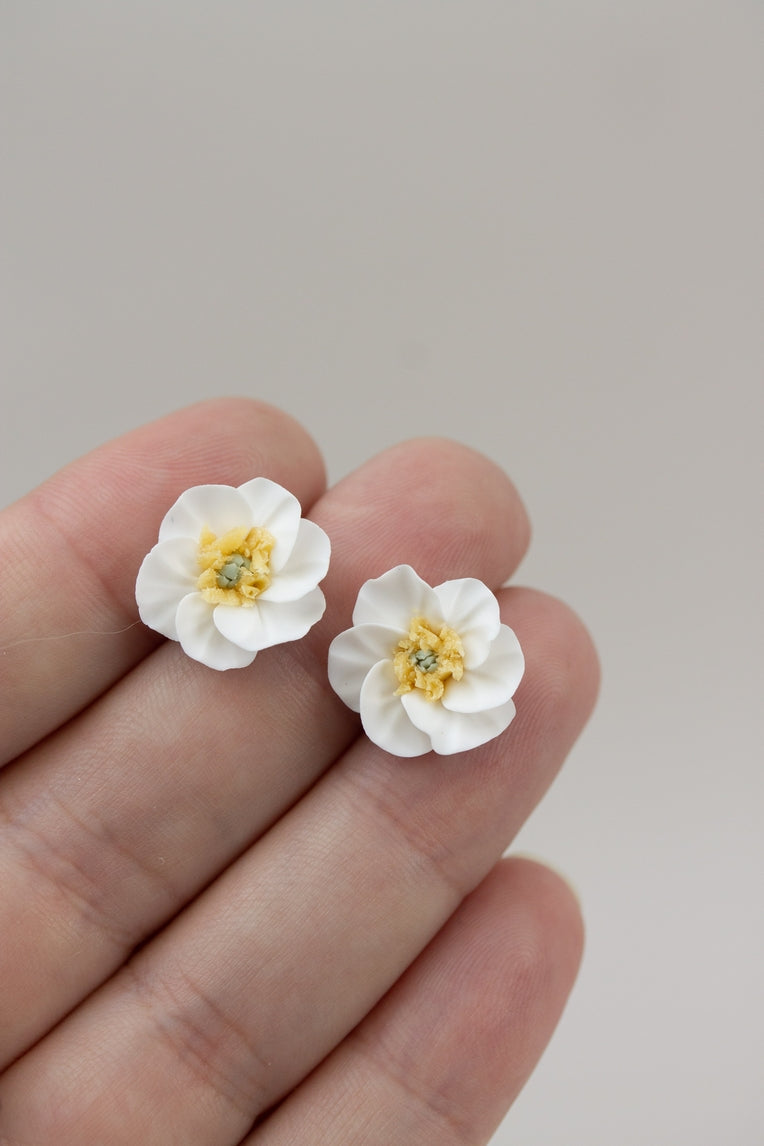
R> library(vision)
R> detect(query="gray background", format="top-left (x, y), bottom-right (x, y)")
top-left (2, 3), bottom-right (762, 1143)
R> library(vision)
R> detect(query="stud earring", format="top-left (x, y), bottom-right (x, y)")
top-left (136, 478), bottom-right (331, 670)
top-left (328, 564), bottom-right (524, 756)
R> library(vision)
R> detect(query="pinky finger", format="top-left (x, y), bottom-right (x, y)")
top-left (249, 857), bottom-right (584, 1146)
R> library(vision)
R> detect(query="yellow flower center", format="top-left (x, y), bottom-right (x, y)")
top-left (393, 616), bottom-right (465, 701)
top-left (196, 525), bottom-right (276, 607)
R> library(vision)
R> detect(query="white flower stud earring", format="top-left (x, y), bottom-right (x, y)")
top-left (327, 564), bottom-right (524, 756)
top-left (135, 478), bottom-right (331, 670)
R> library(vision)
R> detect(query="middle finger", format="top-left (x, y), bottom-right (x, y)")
top-left (0, 438), bottom-right (529, 1067)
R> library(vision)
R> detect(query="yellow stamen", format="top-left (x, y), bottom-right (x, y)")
top-left (196, 525), bottom-right (275, 607)
top-left (393, 616), bottom-right (465, 701)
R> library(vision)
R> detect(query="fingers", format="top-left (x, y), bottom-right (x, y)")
top-left (0, 587), bottom-right (598, 1144)
top-left (0, 437), bottom-right (531, 1067)
top-left (316, 436), bottom-right (532, 632)
top-left (0, 397), bottom-right (327, 764)
top-left (250, 858), bottom-right (583, 1146)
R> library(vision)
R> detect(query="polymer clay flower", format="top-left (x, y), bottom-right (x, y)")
top-left (328, 565), bottom-right (524, 756)
top-left (136, 478), bottom-right (330, 670)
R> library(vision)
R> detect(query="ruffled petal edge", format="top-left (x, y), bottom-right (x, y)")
top-left (401, 690), bottom-right (516, 754)
top-left (157, 484), bottom-right (252, 543)
top-left (327, 623), bottom-right (402, 712)
top-left (359, 659), bottom-right (433, 757)
top-left (135, 537), bottom-right (200, 640)
top-left (433, 576), bottom-right (502, 667)
top-left (213, 588), bottom-right (326, 652)
top-left (259, 518), bottom-right (331, 603)
top-left (442, 624), bottom-right (525, 713)
top-left (237, 477), bottom-right (303, 572)
top-left (352, 565), bottom-right (442, 631)
top-left (174, 592), bottom-right (258, 670)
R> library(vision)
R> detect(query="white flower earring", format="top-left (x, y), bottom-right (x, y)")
top-left (327, 565), bottom-right (524, 756)
top-left (135, 479), bottom-right (331, 670)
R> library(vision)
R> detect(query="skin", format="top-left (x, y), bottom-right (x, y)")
top-left (0, 398), bottom-right (599, 1145)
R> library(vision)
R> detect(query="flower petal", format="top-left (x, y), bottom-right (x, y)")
top-left (135, 537), bottom-right (200, 639)
top-left (157, 485), bottom-right (252, 543)
top-left (327, 624), bottom-right (402, 712)
top-left (174, 592), bottom-right (257, 670)
top-left (212, 588), bottom-right (326, 652)
top-left (401, 690), bottom-right (516, 755)
top-left (359, 660), bottom-right (433, 757)
top-left (236, 477), bottom-right (303, 572)
top-left (442, 624), bottom-right (525, 713)
top-left (352, 565), bottom-right (442, 630)
top-left (259, 519), bottom-right (331, 603)
top-left (433, 577), bottom-right (501, 667)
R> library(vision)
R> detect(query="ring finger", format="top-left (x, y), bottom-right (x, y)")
top-left (252, 858), bottom-right (584, 1146)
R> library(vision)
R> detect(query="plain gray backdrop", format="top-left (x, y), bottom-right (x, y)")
top-left (2, 3), bottom-right (762, 1143)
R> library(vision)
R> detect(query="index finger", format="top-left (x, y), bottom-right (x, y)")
top-left (0, 398), bottom-right (327, 765)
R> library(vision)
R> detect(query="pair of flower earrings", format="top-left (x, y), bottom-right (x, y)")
top-left (135, 478), bottom-right (524, 757)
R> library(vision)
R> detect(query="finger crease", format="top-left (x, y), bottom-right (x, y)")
top-left (342, 765), bottom-right (472, 907)
top-left (352, 1024), bottom-right (476, 1146)
top-left (123, 959), bottom-right (272, 1125)
top-left (0, 791), bottom-right (172, 954)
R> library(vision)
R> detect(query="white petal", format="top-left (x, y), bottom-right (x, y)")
top-left (158, 485), bottom-right (252, 543)
top-left (260, 519), bottom-right (331, 603)
top-left (401, 690), bottom-right (516, 755)
top-left (352, 565), bottom-right (441, 630)
top-left (433, 577), bottom-right (501, 667)
top-left (135, 537), bottom-right (200, 639)
top-left (359, 660), bottom-right (432, 757)
top-left (442, 625), bottom-right (525, 713)
top-left (213, 588), bottom-right (326, 651)
top-left (327, 624), bottom-right (402, 712)
top-left (174, 592), bottom-right (257, 670)
top-left (236, 478), bottom-right (302, 572)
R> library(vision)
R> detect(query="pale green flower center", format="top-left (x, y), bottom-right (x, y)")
top-left (196, 525), bottom-right (275, 607)
top-left (393, 616), bottom-right (465, 701)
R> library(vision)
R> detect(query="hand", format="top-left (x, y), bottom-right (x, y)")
top-left (0, 399), bottom-right (598, 1145)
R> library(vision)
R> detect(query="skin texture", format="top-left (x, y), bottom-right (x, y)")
top-left (0, 398), bottom-right (599, 1145)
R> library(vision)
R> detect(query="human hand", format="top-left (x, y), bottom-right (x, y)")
top-left (0, 399), bottom-right (598, 1145)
